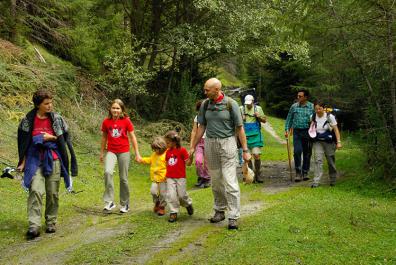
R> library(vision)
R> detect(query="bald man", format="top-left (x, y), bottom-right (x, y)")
top-left (190, 78), bottom-right (251, 230)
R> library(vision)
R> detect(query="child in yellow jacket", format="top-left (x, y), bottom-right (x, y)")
top-left (139, 137), bottom-right (168, 216)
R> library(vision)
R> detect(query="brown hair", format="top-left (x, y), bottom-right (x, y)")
top-left (195, 99), bottom-right (204, 112)
top-left (164, 130), bottom-right (181, 148)
top-left (151, 137), bottom-right (167, 154)
top-left (33, 89), bottom-right (53, 108)
top-left (107, 99), bottom-right (128, 119)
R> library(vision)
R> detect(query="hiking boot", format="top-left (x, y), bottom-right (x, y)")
top-left (186, 204), bottom-right (194, 215)
top-left (302, 173), bottom-right (310, 181)
top-left (311, 183), bottom-right (319, 188)
top-left (45, 224), bottom-right (56, 233)
top-left (209, 211), bottom-right (225, 223)
top-left (120, 204), bottom-right (129, 213)
top-left (104, 202), bottom-right (116, 211)
top-left (228, 219), bottom-right (238, 230)
top-left (168, 213), bottom-right (177, 223)
top-left (153, 201), bottom-right (160, 213)
top-left (330, 183), bottom-right (336, 187)
top-left (157, 206), bottom-right (165, 216)
top-left (26, 227), bottom-right (40, 240)
top-left (295, 172), bottom-right (302, 182)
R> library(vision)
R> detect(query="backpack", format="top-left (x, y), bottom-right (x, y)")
top-left (311, 113), bottom-right (337, 143)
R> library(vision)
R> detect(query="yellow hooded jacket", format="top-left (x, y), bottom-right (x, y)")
top-left (141, 151), bottom-right (167, 183)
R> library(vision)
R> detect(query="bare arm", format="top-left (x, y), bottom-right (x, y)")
top-left (189, 125), bottom-right (206, 155)
top-left (190, 121), bottom-right (198, 149)
top-left (236, 125), bottom-right (251, 161)
top-left (128, 131), bottom-right (141, 162)
top-left (332, 125), bottom-right (342, 149)
top-left (100, 132), bottom-right (107, 163)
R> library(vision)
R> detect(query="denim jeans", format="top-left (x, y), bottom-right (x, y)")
top-left (293, 128), bottom-right (312, 175)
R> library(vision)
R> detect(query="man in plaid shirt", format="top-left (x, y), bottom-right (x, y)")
top-left (285, 89), bottom-right (315, 181)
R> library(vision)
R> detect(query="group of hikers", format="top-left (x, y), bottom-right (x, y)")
top-left (16, 77), bottom-right (342, 240)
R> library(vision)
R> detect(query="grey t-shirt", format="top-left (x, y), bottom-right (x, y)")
top-left (197, 96), bottom-right (243, 138)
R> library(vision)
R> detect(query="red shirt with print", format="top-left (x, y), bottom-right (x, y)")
top-left (101, 117), bottom-right (134, 153)
top-left (32, 115), bottom-right (58, 160)
top-left (165, 147), bottom-right (189, 178)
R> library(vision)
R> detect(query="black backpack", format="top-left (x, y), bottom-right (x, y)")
top-left (311, 113), bottom-right (337, 143)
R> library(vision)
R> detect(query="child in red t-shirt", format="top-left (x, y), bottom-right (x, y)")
top-left (100, 99), bottom-right (141, 213)
top-left (164, 130), bottom-right (194, 222)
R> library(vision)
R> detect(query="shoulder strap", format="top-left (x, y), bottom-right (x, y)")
top-left (203, 99), bottom-right (210, 117)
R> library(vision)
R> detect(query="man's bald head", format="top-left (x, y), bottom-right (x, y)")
top-left (204, 78), bottom-right (222, 100)
top-left (204, 78), bottom-right (222, 90)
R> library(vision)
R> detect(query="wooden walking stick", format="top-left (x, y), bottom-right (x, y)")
top-left (286, 131), bottom-right (293, 182)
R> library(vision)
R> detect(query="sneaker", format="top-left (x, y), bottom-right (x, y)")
top-left (120, 204), bottom-right (129, 213)
top-left (103, 202), bottom-right (116, 211)
top-left (228, 219), bottom-right (238, 230)
top-left (311, 183), bottom-right (319, 188)
top-left (168, 213), bottom-right (177, 223)
top-left (45, 224), bottom-right (56, 233)
top-left (186, 204), bottom-right (194, 215)
top-left (157, 206), bottom-right (165, 216)
top-left (209, 211), bottom-right (225, 223)
top-left (26, 227), bottom-right (40, 240)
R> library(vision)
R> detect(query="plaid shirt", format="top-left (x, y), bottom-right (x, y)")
top-left (285, 101), bottom-right (314, 131)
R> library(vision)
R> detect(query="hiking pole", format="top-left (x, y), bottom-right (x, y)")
top-left (285, 132), bottom-right (293, 182)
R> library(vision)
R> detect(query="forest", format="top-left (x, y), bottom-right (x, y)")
top-left (1, 1), bottom-right (395, 179)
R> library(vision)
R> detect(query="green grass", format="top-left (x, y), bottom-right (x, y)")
top-left (1, 41), bottom-right (395, 264)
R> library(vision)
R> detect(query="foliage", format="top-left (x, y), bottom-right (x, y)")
top-left (99, 42), bottom-right (153, 99)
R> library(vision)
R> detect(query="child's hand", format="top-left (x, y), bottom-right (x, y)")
top-left (186, 157), bottom-right (193, 166)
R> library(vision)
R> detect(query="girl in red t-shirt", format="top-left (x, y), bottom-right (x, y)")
top-left (100, 99), bottom-right (141, 213)
top-left (164, 130), bottom-right (194, 223)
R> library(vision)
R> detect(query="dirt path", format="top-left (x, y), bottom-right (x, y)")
top-left (262, 121), bottom-right (286, 144)
top-left (0, 162), bottom-right (296, 265)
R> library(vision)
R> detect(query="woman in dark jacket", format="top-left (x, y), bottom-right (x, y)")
top-left (17, 89), bottom-right (78, 240)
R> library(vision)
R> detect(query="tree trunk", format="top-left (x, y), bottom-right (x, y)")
top-left (161, 47), bottom-right (177, 113)
top-left (148, 0), bottom-right (162, 70)
top-left (386, 10), bottom-right (396, 139)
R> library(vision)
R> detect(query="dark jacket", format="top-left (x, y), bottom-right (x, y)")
top-left (17, 109), bottom-right (78, 178)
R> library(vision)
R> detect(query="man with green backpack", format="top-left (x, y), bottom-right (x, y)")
top-left (240, 94), bottom-right (267, 183)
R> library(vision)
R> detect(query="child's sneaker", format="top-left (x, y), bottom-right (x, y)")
top-left (120, 204), bottom-right (129, 213)
top-left (157, 206), bottom-right (165, 216)
top-left (168, 213), bottom-right (177, 223)
top-left (104, 202), bottom-right (116, 211)
top-left (153, 201), bottom-right (160, 213)
top-left (186, 204), bottom-right (194, 215)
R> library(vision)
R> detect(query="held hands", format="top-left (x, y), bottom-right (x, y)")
top-left (186, 157), bottom-right (193, 166)
top-left (135, 154), bottom-right (142, 163)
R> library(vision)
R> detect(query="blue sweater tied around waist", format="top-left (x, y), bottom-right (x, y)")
top-left (22, 134), bottom-right (72, 192)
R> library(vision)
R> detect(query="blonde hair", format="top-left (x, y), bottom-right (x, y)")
top-left (151, 137), bottom-right (167, 154)
top-left (107, 99), bottom-right (128, 119)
